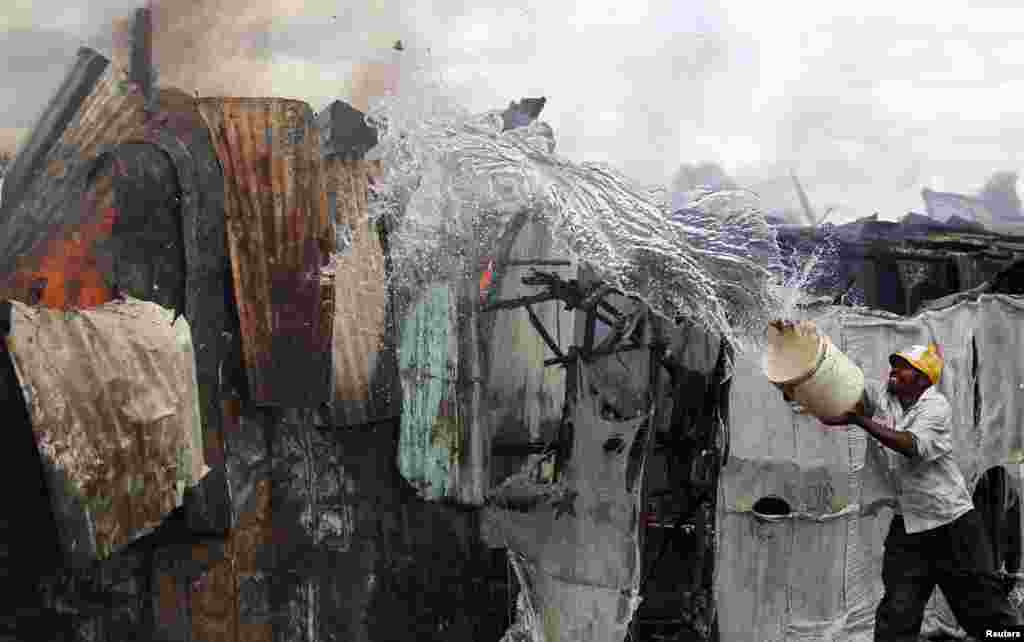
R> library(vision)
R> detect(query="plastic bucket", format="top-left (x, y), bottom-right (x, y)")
top-left (764, 320), bottom-right (826, 385)
top-left (763, 322), bottom-right (865, 419)
top-left (790, 337), bottom-right (865, 418)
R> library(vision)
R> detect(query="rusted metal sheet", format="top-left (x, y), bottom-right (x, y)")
top-left (0, 57), bottom-right (150, 283)
top-left (2, 143), bottom-right (185, 311)
top-left (322, 158), bottom-right (395, 427)
top-left (0, 64), bottom-right (233, 526)
top-left (151, 400), bottom-right (274, 642)
top-left (1, 47), bottom-right (108, 209)
top-left (5, 298), bottom-right (208, 562)
top-left (190, 478), bottom-right (273, 642)
top-left (197, 98), bottom-right (335, 408)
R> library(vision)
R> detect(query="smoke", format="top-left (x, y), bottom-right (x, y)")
top-left (5, 0), bottom-right (1024, 223)
top-left (147, 0), bottom-right (278, 98)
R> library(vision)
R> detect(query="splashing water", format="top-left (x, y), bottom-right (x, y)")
top-left (365, 50), bottom-right (784, 344)
top-left (769, 230), bottom-right (842, 322)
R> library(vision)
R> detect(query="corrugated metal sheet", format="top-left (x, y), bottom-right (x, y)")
top-left (0, 51), bottom-right (209, 312)
top-left (398, 284), bottom-right (460, 501)
top-left (5, 298), bottom-right (207, 562)
top-left (0, 55), bottom-right (148, 300)
top-left (2, 143), bottom-right (185, 311)
top-left (197, 98), bottom-right (335, 408)
top-left (322, 157), bottom-right (394, 426)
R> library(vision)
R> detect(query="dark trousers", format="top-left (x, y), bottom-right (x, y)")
top-left (875, 509), bottom-right (1019, 641)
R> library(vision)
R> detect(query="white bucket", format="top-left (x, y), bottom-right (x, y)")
top-left (764, 322), bottom-right (865, 419)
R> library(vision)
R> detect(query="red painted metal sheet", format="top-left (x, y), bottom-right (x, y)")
top-left (197, 98), bottom-right (334, 408)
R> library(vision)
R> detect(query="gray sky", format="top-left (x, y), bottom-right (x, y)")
top-left (3, 0), bottom-right (1023, 222)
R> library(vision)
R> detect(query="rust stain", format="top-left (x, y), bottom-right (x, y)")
top-left (197, 97), bottom-right (334, 407)
top-left (0, 54), bottom-right (211, 311)
top-left (3, 171), bottom-right (117, 307)
top-left (6, 299), bottom-right (206, 559)
top-left (324, 158), bottom-right (389, 426)
top-left (190, 478), bottom-right (272, 642)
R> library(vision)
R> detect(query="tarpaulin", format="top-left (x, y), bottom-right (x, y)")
top-left (6, 298), bottom-right (207, 561)
top-left (717, 295), bottom-right (1024, 641)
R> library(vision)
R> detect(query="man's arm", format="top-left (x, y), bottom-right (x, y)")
top-left (850, 414), bottom-right (916, 458)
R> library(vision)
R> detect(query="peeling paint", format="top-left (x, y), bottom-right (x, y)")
top-left (398, 284), bottom-right (458, 500)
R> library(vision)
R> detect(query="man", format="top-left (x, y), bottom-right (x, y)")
top-left (819, 343), bottom-right (1019, 640)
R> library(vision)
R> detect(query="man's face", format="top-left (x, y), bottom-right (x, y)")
top-left (887, 357), bottom-right (923, 396)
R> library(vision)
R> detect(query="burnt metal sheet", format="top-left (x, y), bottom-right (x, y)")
top-left (480, 219), bottom-right (575, 473)
top-left (189, 478), bottom-right (273, 642)
top-left (152, 401), bottom-right (274, 642)
top-left (322, 158), bottom-right (396, 427)
top-left (1, 47), bottom-right (108, 210)
top-left (484, 354), bottom-right (651, 642)
top-left (0, 66), bottom-right (233, 523)
top-left (2, 143), bottom-right (185, 311)
top-left (5, 298), bottom-right (208, 562)
top-left (0, 57), bottom-right (151, 281)
top-left (197, 98), bottom-right (334, 408)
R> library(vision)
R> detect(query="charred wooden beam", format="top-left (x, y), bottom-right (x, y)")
top-left (129, 8), bottom-right (154, 107)
top-left (490, 441), bottom-right (550, 456)
top-left (555, 346), bottom-right (579, 479)
top-left (524, 304), bottom-right (564, 360)
top-left (543, 341), bottom-right (648, 367)
top-left (481, 291), bottom-right (559, 312)
top-left (502, 259), bottom-right (572, 267)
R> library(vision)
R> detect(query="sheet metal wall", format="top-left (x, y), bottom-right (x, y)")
top-left (322, 157), bottom-right (395, 427)
top-left (197, 98), bottom-right (335, 409)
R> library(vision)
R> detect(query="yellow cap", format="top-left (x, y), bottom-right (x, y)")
top-left (889, 343), bottom-right (943, 385)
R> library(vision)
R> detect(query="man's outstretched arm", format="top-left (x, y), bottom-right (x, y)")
top-left (851, 415), bottom-right (916, 458)
top-left (819, 412), bottom-right (916, 458)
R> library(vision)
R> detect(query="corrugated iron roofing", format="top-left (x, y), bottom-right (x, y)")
top-left (0, 57), bottom-right (149, 285)
top-left (197, 97), bottom-right (334, 408)
top-left (323, 157), bottom-right (396, 427)
top-left (5, 298), bottom-right (207, 562)
top-left (0, 51), bottom-right (233, 531)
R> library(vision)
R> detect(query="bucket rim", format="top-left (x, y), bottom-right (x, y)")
top-left (764, 333), bottom-right (827, 386)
